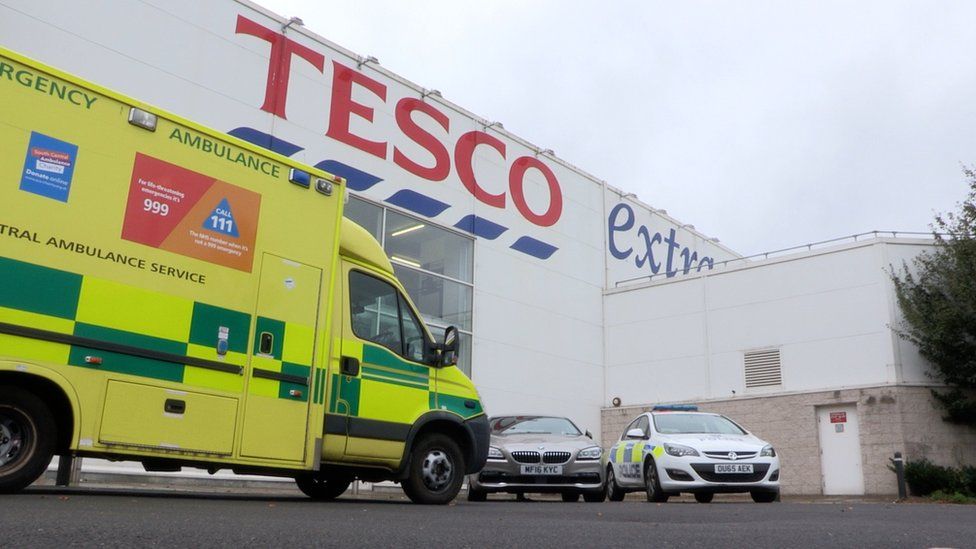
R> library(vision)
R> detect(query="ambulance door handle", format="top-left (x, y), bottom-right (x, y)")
top-left (340, 356), bottom-right (360, 377)
top-left (164, 399), bottom-right (186, 415)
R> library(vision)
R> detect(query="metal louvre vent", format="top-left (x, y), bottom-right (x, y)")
top-left (744, 348), bottom-right (782, 388)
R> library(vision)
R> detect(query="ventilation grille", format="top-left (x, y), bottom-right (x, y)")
top-left (744, 349), bottom-right (782, 388)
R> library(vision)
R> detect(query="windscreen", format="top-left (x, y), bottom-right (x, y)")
top-left (490, 416), bottom-right (581, 436)
top-left (653, 413), bottom-right (747, 435)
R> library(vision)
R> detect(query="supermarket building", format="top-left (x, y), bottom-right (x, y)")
top-left (2, 0), bottom-right (974, 495)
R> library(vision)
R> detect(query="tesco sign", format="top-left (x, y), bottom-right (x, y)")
top-left (236, 16), bottom-right (563, 227)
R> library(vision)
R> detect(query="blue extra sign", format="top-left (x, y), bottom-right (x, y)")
top-left (20, 132), bottom-right (79, 202)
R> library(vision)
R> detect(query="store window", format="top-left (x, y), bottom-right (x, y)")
top-left (344, 196), bottom-right (475, 375)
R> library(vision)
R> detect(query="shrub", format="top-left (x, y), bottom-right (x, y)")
top-left (904, 459), bottom-right (960, 496)
top-left (959, 466), bottom-right (976, 497)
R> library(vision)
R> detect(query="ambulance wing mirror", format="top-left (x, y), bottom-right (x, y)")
top-left (436, 326), bottom-right (459, 368)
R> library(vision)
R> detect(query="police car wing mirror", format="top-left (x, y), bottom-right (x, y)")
top-left (585, 430), bottom-right (593, 439)
top-left (626, 428), bottom-right (646, 440)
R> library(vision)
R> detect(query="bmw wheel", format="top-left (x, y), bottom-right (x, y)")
top-left (644, 459), bottom-right (668, 503)
top-left (606, 466), bottom-right (625, 502)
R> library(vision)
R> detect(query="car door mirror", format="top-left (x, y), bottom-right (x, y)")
top-left (585, 430), bottom-right (593, 439)
top-left (626, 428), bottom-right (646, 440)
top-left (435, 326), bottom-right (459, 367)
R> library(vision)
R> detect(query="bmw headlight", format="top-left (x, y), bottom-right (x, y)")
top-left (487, 446), bottom-right (505, 460)
top-left (760, 445), bottom-right (777, 457)
top-left (664, 443), bottom-right (700, 457)
top-left (577, 446), bottom-right (602, 460)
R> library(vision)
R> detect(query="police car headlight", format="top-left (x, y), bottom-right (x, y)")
top-left (664, 443), bottom-right (700, 457)
top-left (577, 446), bottom-right (602, 460)
top-left (487, 446), bottom-right (505, 460)
top-left (760, 445), bottom-right (777, 457)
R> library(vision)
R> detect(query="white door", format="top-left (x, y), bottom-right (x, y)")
top-left (816, 404), bottom-right (865, 495)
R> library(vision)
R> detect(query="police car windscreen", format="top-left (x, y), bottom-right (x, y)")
top-left (653, 414), bottom-right (746, 435)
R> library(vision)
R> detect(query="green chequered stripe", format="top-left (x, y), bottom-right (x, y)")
top-left (312, 367), bottom-right (327, 404)
top-left (329, 372), bottom-right (360, 416)
top-left (69, 322), bottom-right (187, 382)
top-left (278, 362), bottom-right (311, 401)
top-left (189, 302), bottom-right (250, 353)
top-left (0, 256), bottom-right (81, 319)
top-left (0, 256), bottom-right (254, 388)
top-left (431, 392), bottom-right (484, 419)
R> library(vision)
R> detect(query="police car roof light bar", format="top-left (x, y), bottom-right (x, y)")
top-left (652, 404), bottom-right (699, 412)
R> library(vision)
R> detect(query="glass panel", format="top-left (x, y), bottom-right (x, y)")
top-left (399, 293), bottom-right (427, 364)
top-left (384, 210), bottom-right (473, 282)
top-left (393, 264), bottom-right (473, 331)
top-left (344, 196), bottom-right (383, 240)
top-left (349, 271), bottom-right (402, 355)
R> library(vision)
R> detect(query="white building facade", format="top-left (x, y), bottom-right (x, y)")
top-left (3, 0), bottom-right (973, 495)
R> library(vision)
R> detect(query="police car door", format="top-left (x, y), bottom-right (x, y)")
top-left (611, 415), bottom-right (651, 487)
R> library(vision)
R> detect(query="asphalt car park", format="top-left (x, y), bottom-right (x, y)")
top-left (4, 487), bottom-right (976, 548)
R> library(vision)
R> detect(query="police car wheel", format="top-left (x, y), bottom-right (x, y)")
top-left (295, 473), bottom-right (352, 500)
top-left (561, 491), bottom-right (580, 502)
top-left (606, 466), bottom-right (625, 502)
top-left (0, 388), bottom-right (56, 494)
top-left (467, 487), bottom-right (488, 502)
top-left (644, 459), bottom-right (668, 503)
top-left (694, 492), bottom-right (714, 503)
top-left (402, 433), bottom-right (465, 505)
top-left (751, 490), bottom-right (779, 503)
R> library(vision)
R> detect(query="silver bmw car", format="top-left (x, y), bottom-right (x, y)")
top-left (466, 415), bottom-right (606, 502)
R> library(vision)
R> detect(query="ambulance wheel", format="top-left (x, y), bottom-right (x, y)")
top-left (402, 433), bottom-right (464, 504)
top-left (644, 459), bottom-right (668, 503)
top-left (694, 492), bottom-right (714, 503)
top-left (606, 466), bottom-right (625, 502)
top-left (295, 473), bottom-right (352, 500)
top-left (467, 487), bottom-right (488, 502)
top-left (0, 387), bottom-right (56, 494)
top-left (561, 491), bottom-right (580, 502)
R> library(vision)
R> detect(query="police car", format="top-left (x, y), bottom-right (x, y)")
top-left (606, 406), bottom-right (780, 503)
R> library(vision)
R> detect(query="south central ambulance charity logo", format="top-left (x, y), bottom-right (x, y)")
top-left (20, 132), bottom-right (79, 202)
top-left (204, 198), bottom-right (241, 237)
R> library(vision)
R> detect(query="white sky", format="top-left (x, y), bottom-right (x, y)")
top-left (258, 0), bottom-right (976, 255)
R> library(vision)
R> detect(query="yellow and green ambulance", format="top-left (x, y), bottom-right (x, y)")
top-left (0, 47), bottom-right (488, 504)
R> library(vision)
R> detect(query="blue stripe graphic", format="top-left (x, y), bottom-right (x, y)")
top-left (510, 236), bottom-right (558, 260)
top-left (385, 190), bottom-right (451, 217)
top-left (453, 215), bottom-right (508, 240)
top-left (314, 160), bottom-right (384, 191)
top-left (227, 127), bottom-right (303, 157)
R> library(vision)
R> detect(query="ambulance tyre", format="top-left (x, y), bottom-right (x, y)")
top-left (644, 459), bottom-right (668, 503)
top-left (606, 466), bottom-right (625, 502)
top-left (295, 473), bottom-right (352, 501)
top-left (402, 433), bottom-right (465, 504)
top-left (0, 387), bottom-right (56, 494)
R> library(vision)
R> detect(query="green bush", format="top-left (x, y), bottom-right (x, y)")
top-left (904, 459), bottom-right (961, 496)
top-left (959, 466), bottom-right (976, 497)
top-left (930, 490), bottom-right (976, 504)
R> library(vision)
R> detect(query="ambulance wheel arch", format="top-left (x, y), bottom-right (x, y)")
top-left (0, 382), bottom-right (59, 492)
top-left (396, 412), bottom-right (487, 481)
top-left (0, 367), bottom-right (79, 458)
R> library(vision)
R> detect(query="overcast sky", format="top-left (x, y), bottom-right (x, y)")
top-left (259, 0), bottom-right (976, 255)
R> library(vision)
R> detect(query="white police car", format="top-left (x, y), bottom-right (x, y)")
top-left (605, 406), bottom-right (780, 503)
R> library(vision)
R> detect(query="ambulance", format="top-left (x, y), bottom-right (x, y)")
top-left (0, 47), bottom-right (488, 504)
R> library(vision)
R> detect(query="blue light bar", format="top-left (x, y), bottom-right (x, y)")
top-left (289, 168), bottom-right (311, 188)
top-left (652, 404), bottom-right (699, 412)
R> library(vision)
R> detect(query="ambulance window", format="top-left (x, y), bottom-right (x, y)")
top-left (349, 271), bottom-right (403, 356)
top-left (399, 294), bottom-right (427, 363)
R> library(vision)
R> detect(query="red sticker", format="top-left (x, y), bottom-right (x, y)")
top-left (122, 153), bottom-right (261, 272)
top-left (829, 412), bottom-right (847, 424)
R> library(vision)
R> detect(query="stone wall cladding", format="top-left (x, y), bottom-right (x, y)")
top-left (600, 385), bottom-right (976, 496)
